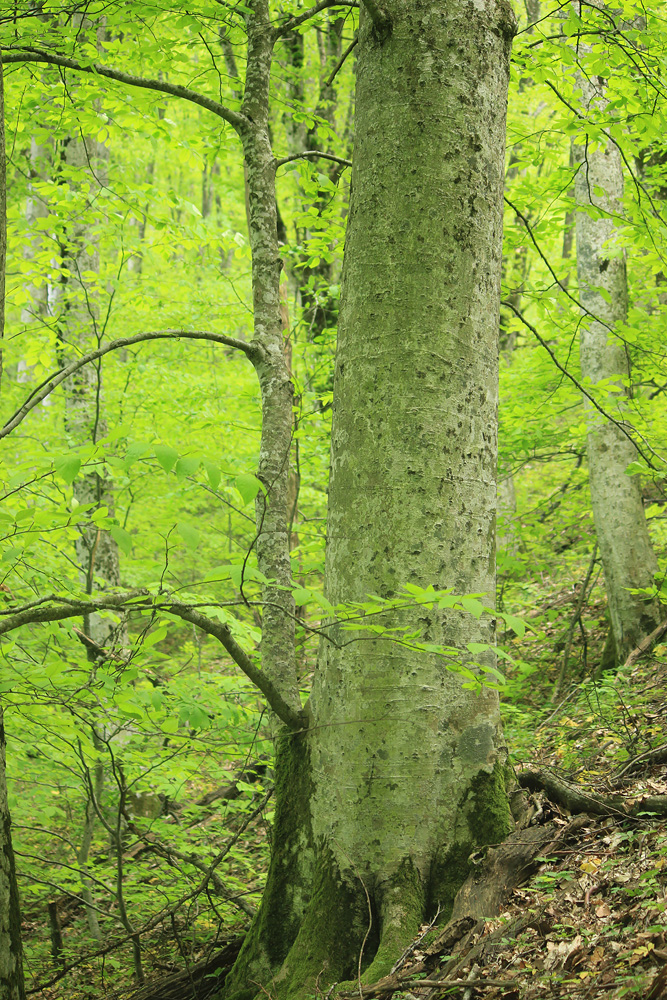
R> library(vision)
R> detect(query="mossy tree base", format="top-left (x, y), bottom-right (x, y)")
top-left (220, 757), bottom-right (513, 1000)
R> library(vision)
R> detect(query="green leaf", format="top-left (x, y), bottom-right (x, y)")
top-left (109, 524), bottom-right (133, 555)
top-left (188, 706), bottom-right (210, 730)
top-left (460, 596), bottom-right (484, 619)
top-left (480, 663), bottom-right (507, 685)
top-left (438, 594), bottom-right (461, 609)
top-left (177, 522), bottom-right (200, 550)
top-left (124, 441), bottom-right (149, 470)
top-left (205, 462), bottom-right (221, 490)
top-left (54, 455), bottom-right (81, 485)
top-left (144, 626), bottom-right (168, 647)
top-left (235, 473), bottom-right (266, 505)
top-left (503, 614), bottom-right (526, 638)
top-left (311, 591), bottom-right (335, 615)
top-left (154, 444), bottom-right (179, 474)
top-left (175, 456), bottom-right (200, 479)
top-left (292, 587), bottom-right (311, 606)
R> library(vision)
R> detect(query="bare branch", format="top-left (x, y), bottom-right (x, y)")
top-left (1, 329), bottom-right (262, 440)
top-left (275, 150), bottom-right (352, 169)
top-left (158, 602), bottom-right (306, 730)
top-left (502, 300), bottom-right (657, 468)
top-left (504, 195), bottom-right (617, 332)
top-left (274, 0), bottom-right (359, 37)
top-left (324, 34), bottom-right (358, 89)
top-left (0, 47), bottom-right (247, 132)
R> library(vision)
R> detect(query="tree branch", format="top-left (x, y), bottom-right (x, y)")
top-left (0, 47), bottom-right (247, 132)
top-left (504, 195), bottom-right (618, 334)
top-left (274, 0), bottom-right (359, 37)
top-left (324, 34), bottom-right (358, 89)
top-left (0, 594), bottom-right (305, 731)
top-left (275, 150), bottom-right (352, 169)
top-left (157, 602), bottom-right (306, 730)
top-left (1, 330), bottom-right (262, 440)
top-left (502, 300), bottom-right (657, 468)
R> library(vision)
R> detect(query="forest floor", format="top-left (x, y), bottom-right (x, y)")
top-left (25, 603), bottom-right (667, 1000)
top-left (358, 649), bottom-right (667, 1000)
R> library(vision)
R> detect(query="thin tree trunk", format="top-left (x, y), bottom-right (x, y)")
top-left (0, 54), bottom-right (27, 1000)
top-left (573, 49), bottom-right (661, 664)
top-left (0, 709), bottom-right (25, 1000)
top-left (0, 51), bottom-right (5, 395)
top-left (77, 762), bottom-right (104, 941)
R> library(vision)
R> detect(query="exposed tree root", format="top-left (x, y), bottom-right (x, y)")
top-left (333, 815), bottom-right (587, 998)
top-left (623, 618), bottom-right (667, 668)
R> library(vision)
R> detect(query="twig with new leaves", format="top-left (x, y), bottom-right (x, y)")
top-left (0, 593), bottom-right (305, 730)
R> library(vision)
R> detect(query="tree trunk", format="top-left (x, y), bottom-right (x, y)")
top-left (52, 129), bottom-right (125, 650)
top-left (573, 60), bottom-right (661, 664)
top-left (0, 56), bottom-right (26, 1000)
top-left (0, 709), bottom-right (26, 1000)
top-left (223, 1), bottom-right (516, 996)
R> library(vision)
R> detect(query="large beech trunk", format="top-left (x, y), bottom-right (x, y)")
top-left (223, 1), bottom-right (516, 996)
top-left (574, 66), bottom-right (660, 664)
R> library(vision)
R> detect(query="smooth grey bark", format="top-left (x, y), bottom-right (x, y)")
top-left (573, 64), bottom-right (660, 663)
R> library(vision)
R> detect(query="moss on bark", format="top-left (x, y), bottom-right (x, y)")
top-left (253, 846), bottom-right (374, 1000)
top-left (358, 858), bottom-right (424, 983)
top-left (428, 760), bottom-right (513, 920)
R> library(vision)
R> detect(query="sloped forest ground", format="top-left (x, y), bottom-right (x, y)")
top-left (25, 595), bottom-right (667, 1000)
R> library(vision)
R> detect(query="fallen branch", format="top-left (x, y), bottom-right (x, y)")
top-left (623, 618), bottom-right (667, 668)
top-left (612, 741), bottom-right (667, 785)
top-left (519, 768), bottom-right (667, 817)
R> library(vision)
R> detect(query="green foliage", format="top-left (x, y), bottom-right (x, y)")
top-left (2, 0), bottom-right (667, 995)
